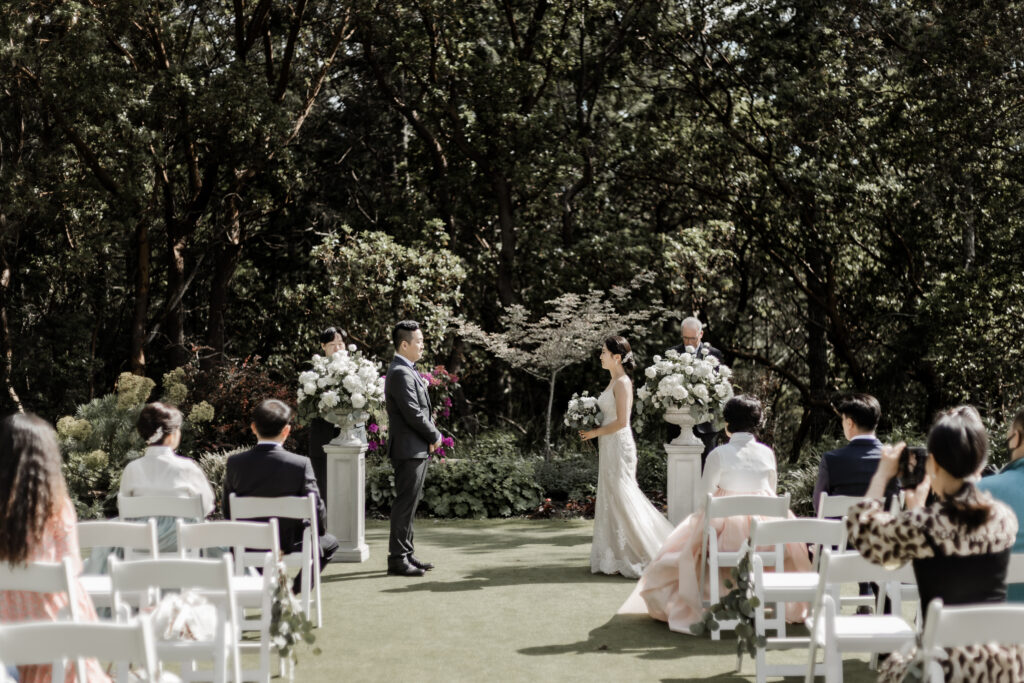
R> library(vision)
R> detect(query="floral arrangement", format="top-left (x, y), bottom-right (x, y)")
top-left (365, 421), bottom-right (387, 454)
top-left (635, 348), bottom-right (733, 429)
top-left (296, 346), bottom-right (385, 424)
top-left (564, 391), bottom-right (603, 430)
top-left (419, 365), bottom-right (460, 425)
top-left (269, 562), bottom-right (320, 669)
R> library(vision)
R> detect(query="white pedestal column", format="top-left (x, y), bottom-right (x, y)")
top-left (323, 441), bottom-right (370, 562)
top-left (665, 442), bottom-right (703, 525)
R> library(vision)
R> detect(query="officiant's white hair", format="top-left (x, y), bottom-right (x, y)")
top-left (681, 316), bottom-right (703, 332)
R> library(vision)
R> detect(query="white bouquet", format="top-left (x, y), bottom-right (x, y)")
top-left (635, 347), bottom-right (734, 429)
top-left (297, 345), bottom-right (385, 423)
top-left (564, 391), bottom-right (603, 430)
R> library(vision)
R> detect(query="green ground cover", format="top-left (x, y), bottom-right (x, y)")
top-left (289, 519), bottom-right (877, 682)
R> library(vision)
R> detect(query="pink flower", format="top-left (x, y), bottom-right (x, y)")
top-left (368, 423), bottom-right (379, 433)
top-left (435, 447), bottom-right (446, 457)
top-left (442, 436), bottom-right (454, 448)
top-left (444, 398), bottom-right (453, 407)
top-left (441, 408), bottom-right (450, 417)
top-left (367, 441), bottom-right (378, 451)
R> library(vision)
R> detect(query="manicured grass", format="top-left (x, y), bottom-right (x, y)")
top-left (291, 519), bottom-right (876, 682)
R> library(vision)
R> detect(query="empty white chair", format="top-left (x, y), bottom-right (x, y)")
top-left (118, 494), bottom-right (205, 521)
top-left (0, 617), bottom-right (159, 682)
top-left (805, 549), bottom-right (917, 683)
top-left (0, 557), bottom-right (81, 621)
top-left (78, 518), bottom-right (159, 609)
top-left (919, 597), bottom-right (1024, 682)
top-left (748, 518), bottom-right (846, 683)
top-left (110, 555), bottom-right (242, 683)
top-left (816, 493), bottom-right (869, 520)
top-left (698, 492), bottom-right (791, 640)
top-left (177, 519), bottom-right (281, 683)
top-left (229, 493), bottom-right (322, 628)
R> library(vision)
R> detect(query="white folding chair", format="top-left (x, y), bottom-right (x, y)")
top-left (748, 518), bottom-right (846, 683)
top-left (77, 518), bottom-right (159, 609)
top-left (805, 550), bottom-right (917, 683)
top-left (698, 492), bottom-right (791, 641)
top-left (229, 493), bottom-right (322, 628)
top-left (816, 493), bottom-right (869, 520)
top-left (118, 494), bottom-right (205, 521)
top-left (110, 555), bottom-right (242, 683)
top-left (177, 519), bottom-right (281, 683)
top-left (0, 557), bottom-right (81, 621)
top-left (919, 597), bottom-right (1024, 682)
top-left (0, 617), bottom-right (159, 682)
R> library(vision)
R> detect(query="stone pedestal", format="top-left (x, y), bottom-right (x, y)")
top-left (323, 442), bottom-right (370, 562)
top-left (665, 442), bottom-right (703, 525)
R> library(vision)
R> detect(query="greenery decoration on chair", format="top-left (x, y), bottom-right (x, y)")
top-left (689, 545), bottom-right (765, 663)
top-left (270, 563), bottom-right (321, 667)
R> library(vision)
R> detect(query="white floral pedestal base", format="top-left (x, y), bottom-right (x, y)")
top-left (663, 407), bottom-right (703, 525)
top-left (323, 411), bottom-right (370, 562)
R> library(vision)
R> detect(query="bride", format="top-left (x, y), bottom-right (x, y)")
top-left (579, 336), bottom-right (673, 578)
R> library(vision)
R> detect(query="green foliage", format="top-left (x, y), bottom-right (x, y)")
top-left (196, 448), bottom-right (244, 519)
top-left (690, 549), bottom-right (764, 661)
top-left (534, 452), bottom-right (598, 504)
top-left (269, 563), bottom-right (321, 664)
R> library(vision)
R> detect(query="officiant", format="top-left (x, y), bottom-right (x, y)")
top-left (307, 326), bottom-right (347, 499)
top-left (666, 317), bottom-right (724, 467)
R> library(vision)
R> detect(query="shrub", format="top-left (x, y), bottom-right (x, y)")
top-left (197, 447), bottom-right (245, 518)
top-left (534, 452), bottom-right (597, 503)
top-left (636, 440), bottom-right (667, 497)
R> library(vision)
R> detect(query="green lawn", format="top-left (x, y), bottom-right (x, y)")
top-left (291, 519), bottom-right (876, 682)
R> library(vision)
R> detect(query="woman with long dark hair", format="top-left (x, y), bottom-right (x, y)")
top-left (579, 336), bottom-right (673, 578)
top-left (847, 405), bottom-right (1024, 681)
top-left (0, 414), bottom-right (110, 683)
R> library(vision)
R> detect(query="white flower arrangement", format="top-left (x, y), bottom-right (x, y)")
top-left (635, 347), bottom-right (734, 429)
top-left (564, 391), bottom-right (604, 430)
top-left (297, 346), bottom-right (385, 420)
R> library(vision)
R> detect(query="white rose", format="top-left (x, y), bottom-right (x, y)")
top-left (298, 370), bottom-right (318, 384)
top-left (303, 382), bottom-right (318, 396)
top-left (645, 366), bottom-right (657, 379)
top-left (318, 391), bottom-right (340, 410)
top-left (652, 355), bottom-right (662, 363)
top-left (665, 349), bottom-right (679, 359)
top-left (343, 374), bottom-right (363, 394)
top-left (693, 385), bottom-right (710, 401)
top-left (707, 355), bottom-right (720, 367)
top-left (684, 366), bottom-right (694, 375)
top-left (719, 366), bottom-right (733, 379)
top-left (715, 383), bottom-right (730, 398)
top-left (348, 344), bottom-right (357, 352)
top-left (351, 393), bottom-right (366, 409)
top-left (637, 386), bottom-right (650, 400)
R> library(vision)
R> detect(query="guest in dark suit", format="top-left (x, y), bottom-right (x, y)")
top-left (813, 392), bottom-right (897, 514)
top-left (385, 320), bottom-right (442, 577)
top-left (667, 316), bottom-right (725, 466)
top-left (223, 399), bottom-right (338, 592)
top-left (307, 326), bottom-right (347, 500)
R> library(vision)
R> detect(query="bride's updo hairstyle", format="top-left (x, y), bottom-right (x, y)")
top-left (723, 395), bottom-right (762, 434)
top-left (927, 405), bottom-right (993, 530)
top-left (137, 402), bottom-right (184, 446)
top-left (604, 336), bottom-right (636, 372)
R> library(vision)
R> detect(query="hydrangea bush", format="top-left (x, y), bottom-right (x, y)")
top-left (635, 348), bottom-right (734, 430)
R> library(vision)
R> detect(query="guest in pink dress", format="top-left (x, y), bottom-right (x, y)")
top-left (0, 413), bottom-right (110, 683)
top-left (639, 395), bottom-right (811, 634)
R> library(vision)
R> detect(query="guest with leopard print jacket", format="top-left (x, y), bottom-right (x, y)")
top-left (846, 405), bottom-right (1023, 683)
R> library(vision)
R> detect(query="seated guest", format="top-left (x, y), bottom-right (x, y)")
top-left (978, 407), bottom-right (1024, 601)
top-left (847, 406), bottom-right (1023, 682)
top-left (813, 392), bottom-right (897, 514)
top-left (0, 414), bottom-right (110, 683)
top-left (639, 395), bottom-right (812, 634)
top-left (223, 399), bottom-right (337, 592)
top-left (119, 402), bottom-right (215, 552)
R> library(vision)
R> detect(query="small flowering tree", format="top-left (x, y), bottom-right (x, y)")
top-left (458, 277), bottom-right (666, 458)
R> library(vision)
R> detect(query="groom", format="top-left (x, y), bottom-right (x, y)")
top-left (385, 320), bottom-right (442, 577)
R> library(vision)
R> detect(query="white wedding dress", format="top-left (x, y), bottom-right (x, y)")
top-left (591, 383), bottom-right (673, 578)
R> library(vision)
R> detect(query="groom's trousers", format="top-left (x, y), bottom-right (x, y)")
top-left (389, 457), bottom-right (429, 558)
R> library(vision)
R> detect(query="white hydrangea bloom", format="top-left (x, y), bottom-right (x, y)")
top-left (351, 393), bottom-right (366, 409)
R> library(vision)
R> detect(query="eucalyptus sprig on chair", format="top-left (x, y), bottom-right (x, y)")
top-left (690, 544), bottom-right (766, 667)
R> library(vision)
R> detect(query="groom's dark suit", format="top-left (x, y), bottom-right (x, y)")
top-left (385, 356), bottom-right (442, 563)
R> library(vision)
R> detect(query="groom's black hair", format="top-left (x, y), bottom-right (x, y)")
top-left (253, 399), bottom-right (292, 438)
top-left (392, 320), bottom-right (420, 350)
top-left (723, 395), bottom-right (762, 434)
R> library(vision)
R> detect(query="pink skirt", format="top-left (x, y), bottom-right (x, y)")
top-left (638, 488), bottom-right (812, 634)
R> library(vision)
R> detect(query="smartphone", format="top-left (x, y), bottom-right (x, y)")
top-left (898, 445), bottom-right (927, 488)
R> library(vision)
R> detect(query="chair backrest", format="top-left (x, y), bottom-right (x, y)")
top-left (77, 519), bottom-right (159, 560)
top-left (810, 549), bottom-right (915, 625)
top-left (750, 518), bottom-right (846, 570)
top-left (176, 519), bottom-right (280, 575)
top-left (816, 493), bottom-right (868, 519)
top-left (228, 493), bottom-right (318, 552)
top-left (922, 598), bottom-right (1024, 651)
top-left (0, 617), bottom-right (159, 681)
top-left (705, 492), bottom-right (791, 522)
top-left (118, 494), bottom-right (204, 520)
top-left (0, 557), bottom-right (80, 620)
top-left (1007, 553), bottom-right (1024, 584)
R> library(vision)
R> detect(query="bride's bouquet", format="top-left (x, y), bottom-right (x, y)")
top-left (564, 391), bottom-right (603, 430)
top-left (297, 346), bottom-right (385, 424)
top-left (634, 348), bottom-right (733, 429)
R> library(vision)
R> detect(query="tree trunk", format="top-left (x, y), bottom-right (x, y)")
top-left (0, 226), bottom-right (23, 413)
top-left (130, 217), bottom-right (151, 375)
top-left (492, 173), bottom-right (518, 306)
top-left (202, 202), bottom-right (244, 371)
top-left (544, 369), bottom-right (559, 460)
top-left (793, 244), bottom-right (832, 461)
top-left (164, 232), bottom-right (190, 368)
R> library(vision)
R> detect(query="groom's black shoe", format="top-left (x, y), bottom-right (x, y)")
top-left (387, 556), bottom-right (426, 577)
top-left (408, 555), bottom-right (434, 571)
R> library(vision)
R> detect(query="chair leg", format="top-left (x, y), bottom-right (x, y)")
top-left (755, 600), bottom-right (767, 683)
top-left (825, 641), bottom-right (843, 683)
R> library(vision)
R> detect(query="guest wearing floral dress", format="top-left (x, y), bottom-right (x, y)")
top-left (847, 405), bottom-right (1024, 682)
top-left (0, 414), bottom-right (110, 683)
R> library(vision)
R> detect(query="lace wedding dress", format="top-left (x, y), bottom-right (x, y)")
top-left (591, 383), bottom-right (673, 578)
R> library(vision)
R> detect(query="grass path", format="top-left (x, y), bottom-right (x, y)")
top-left (294, 519), bottom-right (875, 682)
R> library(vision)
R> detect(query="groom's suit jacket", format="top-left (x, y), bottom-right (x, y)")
top-left (385, 357), bottom-right (442, 460)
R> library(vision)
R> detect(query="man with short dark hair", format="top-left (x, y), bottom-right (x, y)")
top-left (813, 393), bottom-right (891, 514)
top-left (385, 320), bottom-right (442, 577)
top-left (223, 399), bottom-right (338, 591)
